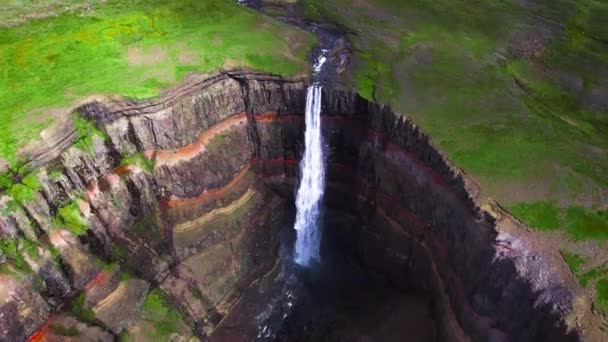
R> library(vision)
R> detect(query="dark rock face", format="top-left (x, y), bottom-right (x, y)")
top-left (0, 71), bottom-right (597, 341)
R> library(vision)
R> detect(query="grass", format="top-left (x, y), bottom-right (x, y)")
top-left (5, 171), bottom-right (41, 205)
top-left (305, 0), bottom-right (608, 206)
top-left (579, 262), bottom-right (608, 287)
top-left (560, 250), bottom-right (608, 316)
top-left (0, 0), bottom-right (315, 166)
top-left (0, 1), bottom-right (106, 26)
top-left (510, 201), bottom-right (561, 231)
top-left (307, 0), bottom-right (608, 322)
top-left (597, 278), bottom-right (608, 313)
top-left (54, 199), bottom-right (88, 236)
top-left (509, 201), bottom-right (608, 241)
top-left (561, 250), bottom-right (587, 275)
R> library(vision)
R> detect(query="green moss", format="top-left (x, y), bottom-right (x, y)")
top-left (72, 112), bottom-right (107, 154)
top-left (597, 278), bottom-right (608, 313)
top-left (120, 272), bottom-right (133, 282)
top-left (111, 243), bottom-right (128, 261)
top-left (49, 170), bottom-right (64, 181)
top-left (0, 238), bottom-right (38, 274)
top-left (118, 331), bottom-right (132, 342)
top-left (55, 200), bottom-right (88, 236)
top-left (509, 202), bottom-right (608, 240)
top-left (71, 292), bottom-right (96, 323)
top-left (120, 152), bottom-right (155, 173)
top-left (139, 289), bottom-right (188, 340)
top-left (51, 323), bottom-right (79, 337)
top-left (0, 0), bottom-right (314, 165)
top-left (565, 207), bottom-right (608, 241)
top-left (510, 201), bottom-right (562, 231)
top-left (33, 276), bottom-right (47, 293)
top-left (308, 0), bottom-right (608, 217)
top-left (579, 262), bottom-right (608, 287)
top-left (3, 171), bottom-right (41, 205)
top-left (561, 250), bottom-right (587, 276)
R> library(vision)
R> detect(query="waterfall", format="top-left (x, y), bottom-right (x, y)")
top-left (294, 53), bottom-right (327, 266)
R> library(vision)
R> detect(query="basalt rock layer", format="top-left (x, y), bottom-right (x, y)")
top-left (0, 70), bottom-right (598, 341)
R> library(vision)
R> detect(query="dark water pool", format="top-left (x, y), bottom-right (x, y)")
top-left (210, 215), bottom-right (438, 342)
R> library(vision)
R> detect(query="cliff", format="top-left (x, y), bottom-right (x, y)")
top-left (0, 70), bottom-right (599, 341)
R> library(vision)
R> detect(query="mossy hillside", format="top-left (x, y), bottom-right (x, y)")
top-left (0, 0), bottom-right (315, 166)
top-left (304, 0), bottom-right (608, 208)
top-left (307, 0), bottom-right (608, 322)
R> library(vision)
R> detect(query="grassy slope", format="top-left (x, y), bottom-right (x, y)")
top-left (305, 0), bottom-right (608, 317)
top-left (0, 0), bottom-right (314, 166)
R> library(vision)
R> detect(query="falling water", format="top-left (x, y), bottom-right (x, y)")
top-left (294, 53), bottom-right (327, 266)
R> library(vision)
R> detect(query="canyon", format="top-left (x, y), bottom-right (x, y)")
top-left (0, 70), bottom-right (601, 341)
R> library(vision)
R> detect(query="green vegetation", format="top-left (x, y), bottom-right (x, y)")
top-left (121, 152), bottom-right (155, 173)
top-left (0, 1), bottom-right (106, 25)
top-left (559, 252), bottom-right (608, 315)
top-left (136, 289), bottom-right (189, 340)
top-left (0, 0), bottom-right (315, 165)
top-left (597, 278), bottom-right (608, 313)
top-left (131, 214), bottom-right (163, 245)
top-left (71, 292), bottom-right (96, 323)
top-left (306, 0), bottom-right (608, 321)
top-left (561, 250), bottom-right (587, 275)
top-left (54, 199), bottom-right (88, 236)
top-left (0, 238), bottom-right (38, 275)
top-left (510, 201), bottom-right (561, 231)
top-left (510, 201), bottom-right (608, 241)
top-left (565, 207), bottom-right (608, 241)
top-left (0, 171), bottom-right (41, 206)
top-left (304, 0), bottom-right (608, 205)
top-left (72, 112), bottom-right (107, 154)
top-left (111, 243), bottom-right (128, 261)
top-left (206, 133), bottom-right (229, 154)
top-left (118, 331), bottom-right (131, 342)
top-left (33, 276), bottom-right (46, 293)
top-left (51, 323), bottom-right (79, 337)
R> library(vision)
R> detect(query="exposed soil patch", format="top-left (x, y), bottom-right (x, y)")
top-left (125, 45), bottom-right (169, 66)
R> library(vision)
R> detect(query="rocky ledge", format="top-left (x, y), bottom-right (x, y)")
top-left (0, 70), bottom-right (601, 341)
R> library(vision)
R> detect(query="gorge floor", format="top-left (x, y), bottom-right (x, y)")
top-left (210, 212), bottom-right (437, 342)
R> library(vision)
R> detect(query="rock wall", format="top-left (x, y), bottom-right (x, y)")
top-left (0, 70), bottom-right (598, 341)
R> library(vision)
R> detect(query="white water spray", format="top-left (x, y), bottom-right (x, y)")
top-left (294, 53), bottom-right (327, 266)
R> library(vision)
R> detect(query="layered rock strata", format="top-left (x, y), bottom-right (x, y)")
top-left (0, 70), bottom-right (599, 341)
